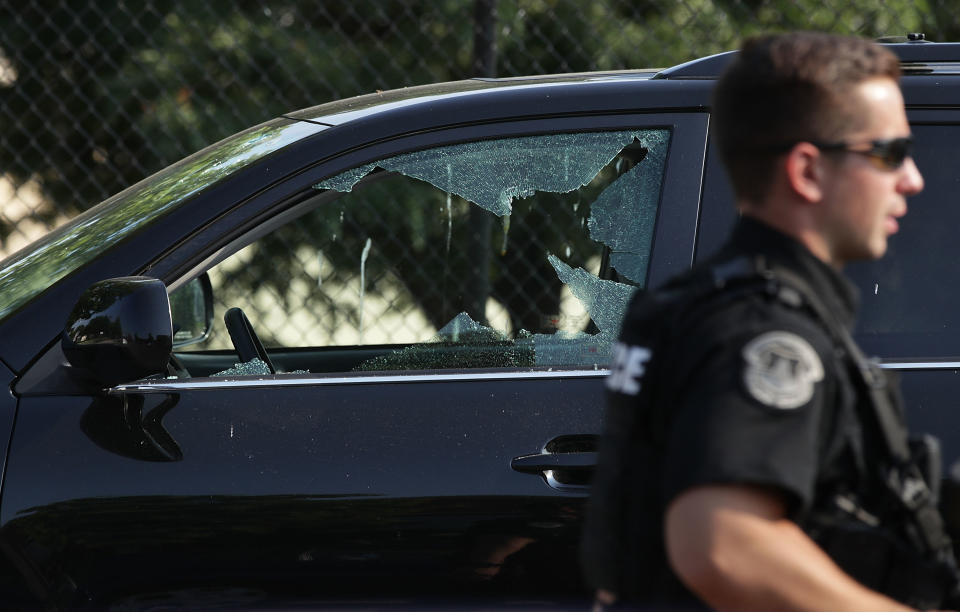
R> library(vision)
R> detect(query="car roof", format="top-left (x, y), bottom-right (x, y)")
top-left (284, 69), bottom-right (662, 127)
top-left (656, 41), bottom-right (960, 79)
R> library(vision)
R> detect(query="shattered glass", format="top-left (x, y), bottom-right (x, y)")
top-left (213, 128), bottom-right (674, 373)
top-left (355, 312), bottom-right (534, 371)
top-left (211, 358), bottom-right (273, 377)
top-left (436, 312), bottom-right (501, 342)
top-left (315, 132), bottom-right (645, 217)
top-left (547, 255), bottom-right (635, 337)
top-left (588, 130), bottom-right (669, 284)
top-left (210, 358), bottom-right (309, 378)
top-left (314, 163), bottom-right (376, 193)
top-left (531, 331), bottom-right (613, 368)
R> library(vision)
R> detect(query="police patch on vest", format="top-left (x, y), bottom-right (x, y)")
top-left (742, 331), bottom-right (824, 409)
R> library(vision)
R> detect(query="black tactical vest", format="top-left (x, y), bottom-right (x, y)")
top-left (581, 255), bottom-right (960, 609)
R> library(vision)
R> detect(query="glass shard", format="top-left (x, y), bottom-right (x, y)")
top-left (588, 130), bottom-right (669, 285)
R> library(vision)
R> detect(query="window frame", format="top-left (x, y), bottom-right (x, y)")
top-left (147, 113), bottom-right (710, 385)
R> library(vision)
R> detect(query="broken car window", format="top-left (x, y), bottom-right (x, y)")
top-left (173, 128), bottom-right (670, 375)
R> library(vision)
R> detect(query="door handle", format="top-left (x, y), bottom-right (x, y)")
top-left (511, 451), bottom-right (597, 492)
top-left (512, 434), bottom-right (599, 491)
top-left (511, 451), bottom-right (597, 473)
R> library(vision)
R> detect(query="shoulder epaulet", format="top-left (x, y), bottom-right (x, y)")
top-left (704, 254), bottom-right (808, 310)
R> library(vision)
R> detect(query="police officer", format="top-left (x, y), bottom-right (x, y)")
top-left (582, 32), bottom-right (959, 610)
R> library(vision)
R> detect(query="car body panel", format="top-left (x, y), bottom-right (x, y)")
top-left (4, 374), bottom-right (603, 605)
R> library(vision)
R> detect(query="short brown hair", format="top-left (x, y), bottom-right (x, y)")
top-left (712, 32), bottom-right (901, 203)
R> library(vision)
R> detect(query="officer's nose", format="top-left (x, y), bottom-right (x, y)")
top-left (899, 156), bottom-right (924, 196)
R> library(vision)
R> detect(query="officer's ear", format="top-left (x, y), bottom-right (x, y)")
top-left (784, 142), bottom-right (826, 204)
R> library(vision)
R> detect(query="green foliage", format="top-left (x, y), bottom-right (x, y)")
top-left (498, 0), bottom-right (927, 73)
top-left (0, 0), bottom-right (942, 226)
top-left (0, 1), bottom-right (471, 222)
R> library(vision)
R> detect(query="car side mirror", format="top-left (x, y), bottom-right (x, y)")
top-left (62, 276), bottom-right (173, 387)
top-left (170, 272), bottom-right (213, 347)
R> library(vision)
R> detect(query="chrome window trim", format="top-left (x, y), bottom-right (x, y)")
top-left (110, 361), bottom-right (960, 395)
top-left (881, 361), bottom-right (960, 370)
top-left (111, 368), bottom-right (610, 394)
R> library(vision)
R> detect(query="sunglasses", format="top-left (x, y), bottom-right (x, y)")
top-left (810, 136), bottom-right (914, 170)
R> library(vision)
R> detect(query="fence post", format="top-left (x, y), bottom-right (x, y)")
top-left (465, 0), bottom-right (498, 326)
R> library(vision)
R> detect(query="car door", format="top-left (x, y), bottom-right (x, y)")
top-left (4, 113), bottom-right (707, 607)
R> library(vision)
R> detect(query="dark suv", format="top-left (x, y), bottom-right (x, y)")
top-left (1, 40), bottom-right (959, 609)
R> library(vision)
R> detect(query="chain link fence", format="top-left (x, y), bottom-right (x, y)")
top-left (0, 1), bottom-right (954, 352)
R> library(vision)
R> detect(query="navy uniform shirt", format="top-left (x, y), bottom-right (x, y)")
top-left (591, 215), bottom-right (867, 604)
top-left (651, 218), bottom-right (861, 514)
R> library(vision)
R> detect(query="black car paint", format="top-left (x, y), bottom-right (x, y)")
top-left (4, 375), bottom-right (604, 604)
top-left (3, 81), bottom-right (709, 607)
top-left (3, 42), bottom-right (960, 607)
top-left (0, 361), bottom-right (15, 490)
